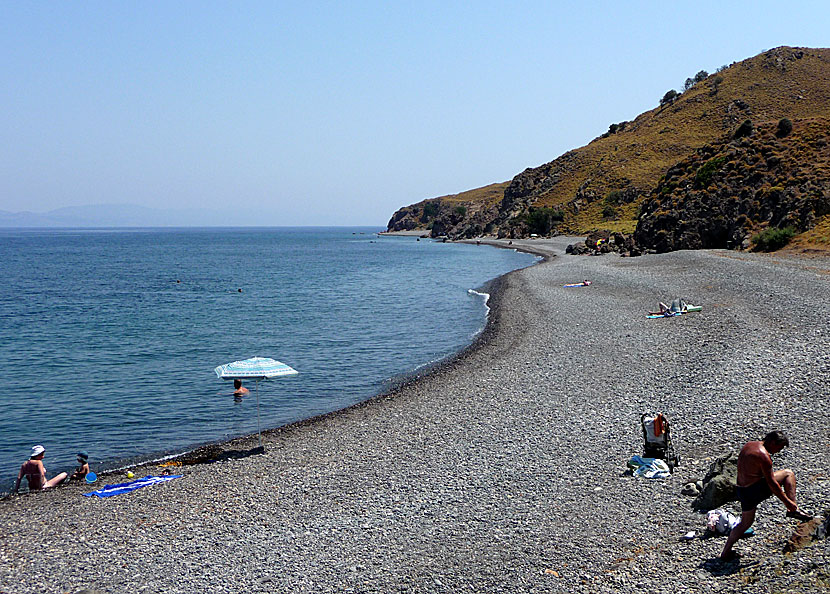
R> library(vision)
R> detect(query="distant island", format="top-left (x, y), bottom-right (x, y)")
top-left (386, 46), bottom-right (830, 254)
top-left (1, 204), bottom-right (252, 228)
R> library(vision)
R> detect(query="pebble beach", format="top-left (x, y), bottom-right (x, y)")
top-left (1, 237), bottom-right (828, 594)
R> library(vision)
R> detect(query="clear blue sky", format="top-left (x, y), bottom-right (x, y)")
top-left (2, 1), bottom-right (829, 225)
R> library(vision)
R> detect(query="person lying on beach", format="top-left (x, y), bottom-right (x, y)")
top-left (720, 430), bottom-right (814, 561)
top-left (233, 379), bottom-right (250, 396)
top-left (69, 451), bottom-right (90, 480)
top-left (13, 445), bottom-right (68, 494)
top-left (657, 298), bottom-right (687, 314)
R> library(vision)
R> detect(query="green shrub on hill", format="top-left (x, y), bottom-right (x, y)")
top-left (694, 156), bottom-right (727, 188)
top-left (606, 190), bottom-right (624, 204)
top-left (776, 118), bottom-right (793, 138)
top-left (421, 202), bottom-right (439, 221)
top-left (524, 207), bottom-right (564, 235)
top-left (752, 226), bottom-right (796, 251)
top-left (734, 119), bottom-right (754, 139)
top-left (660, 90), bottom-right (679, 106)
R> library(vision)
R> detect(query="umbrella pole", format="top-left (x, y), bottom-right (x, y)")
top-left (256, 379), bottom-right (262, 448)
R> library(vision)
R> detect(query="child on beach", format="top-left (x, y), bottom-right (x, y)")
top-left (13, 445), bottom-right (68, 493)
top-left (69, 451), bottom-right (91, 480)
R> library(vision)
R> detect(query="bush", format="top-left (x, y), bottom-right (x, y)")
top-left (694, 70), bottom-right (709, 83)
top-left (606, 190), bottom-right (624, 204)
top-left (603, 121), bottom-right (628, 138)
top-left (454, 206), bottom-right (467, 216)
top-left (752, 226), bottom-right (796, 251)
top-left (776, 118), bottom-right (793, 138)
top-left (660, 90), bottom-right (679, 106)
top-left (694, 156), bottom-right (727, 188)
top-left (421, 202), bottom-right (439, 220)
top-left (524, 207), bottom-right (564, 235)
top-left (602, 205), bottom-right (617, 219)
top-left (733, 119), bottom-right (753, 139)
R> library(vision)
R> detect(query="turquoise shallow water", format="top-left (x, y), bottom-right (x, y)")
top-left (0, 227), bottom-right (536, 491)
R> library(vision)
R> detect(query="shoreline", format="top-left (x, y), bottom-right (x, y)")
top-left (152, 238), bottom-right (563, 469)
top-left (377, 229), bottom-right (429, 237)
top-left (0, 237), bottom-right (550, 491)
top-left (104, 239), bottom-right (554, 477)
top-left (2, 239), bottom-right (828, 593)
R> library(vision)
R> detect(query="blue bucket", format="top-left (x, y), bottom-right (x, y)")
top-left (85, 471), bottom-right (98, 484)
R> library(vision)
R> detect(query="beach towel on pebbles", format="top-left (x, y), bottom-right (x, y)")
top-left (627, 455), bottom-right (671, 479)
top-left (83, 475), bottom-right (182, 498)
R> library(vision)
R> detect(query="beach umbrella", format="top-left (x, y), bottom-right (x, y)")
top-left (214, 357), bottom-right (298, 448)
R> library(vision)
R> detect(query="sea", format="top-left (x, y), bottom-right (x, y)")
top-left (0, 227), bottom-right (537, 492)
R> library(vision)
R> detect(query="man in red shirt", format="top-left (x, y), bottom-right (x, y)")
top-left (721, 431), bottom-right (813, 561)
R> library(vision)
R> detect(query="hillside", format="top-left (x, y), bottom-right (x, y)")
top-left (385, 182), bottom-right (508, 237)
top-left (386, 46), bottom-right (830, 242)
top-left (634, 117), bottom-right (830, 252)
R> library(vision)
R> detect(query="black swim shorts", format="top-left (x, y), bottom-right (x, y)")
top-left (736, 480), bottom-right (773, 512)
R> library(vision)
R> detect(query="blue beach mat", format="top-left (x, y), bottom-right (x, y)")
top-left (83, 475), bottom-right (182, 498)
top-left (646, 312), bottom-right (681, 319)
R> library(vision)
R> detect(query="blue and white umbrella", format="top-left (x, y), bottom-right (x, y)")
top-left (215, 357), bottom-right (298, 447)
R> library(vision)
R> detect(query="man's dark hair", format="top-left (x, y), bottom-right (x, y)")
top-left (763, 430), bottom-right (789, 447)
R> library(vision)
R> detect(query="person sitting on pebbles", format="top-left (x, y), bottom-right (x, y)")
top-left (69, 451), bottom-right (91, 480)
top-left (13, 445), bottom-right (68, 493)
top-left (720, 430), bottom-right (815, 562)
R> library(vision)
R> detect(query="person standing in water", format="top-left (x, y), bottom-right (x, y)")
top-left (233, 379), bottom-right (250, 396)
top-left (13, 445), bottom-right (68, 493)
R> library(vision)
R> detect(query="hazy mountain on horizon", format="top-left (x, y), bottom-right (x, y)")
top-left (0, 203), bottom-right (261, 228)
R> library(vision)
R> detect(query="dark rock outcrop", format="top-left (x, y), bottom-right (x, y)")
top-left (566, 231), bottom-right (640, 257)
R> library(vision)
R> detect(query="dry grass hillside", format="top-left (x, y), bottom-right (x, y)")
top-left (633, 117), bottom-right (830, 252)
top-left (433, 182), bottom-right (509, 207)
top-left (387, 46), bottom-right (830, 241)
top-left (513, 46), bottom-right (830, 233)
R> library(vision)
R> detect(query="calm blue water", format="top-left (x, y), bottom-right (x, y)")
top-left (0, 227), bottom-right (536, 491)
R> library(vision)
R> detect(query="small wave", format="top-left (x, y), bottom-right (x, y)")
top-left (467, 288), bottom-right (491, 324)
top-left (411, 353), bottom-right (452, 372)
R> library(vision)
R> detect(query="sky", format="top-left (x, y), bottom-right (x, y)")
top-left (1, 1), bottom-right (829, 226)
